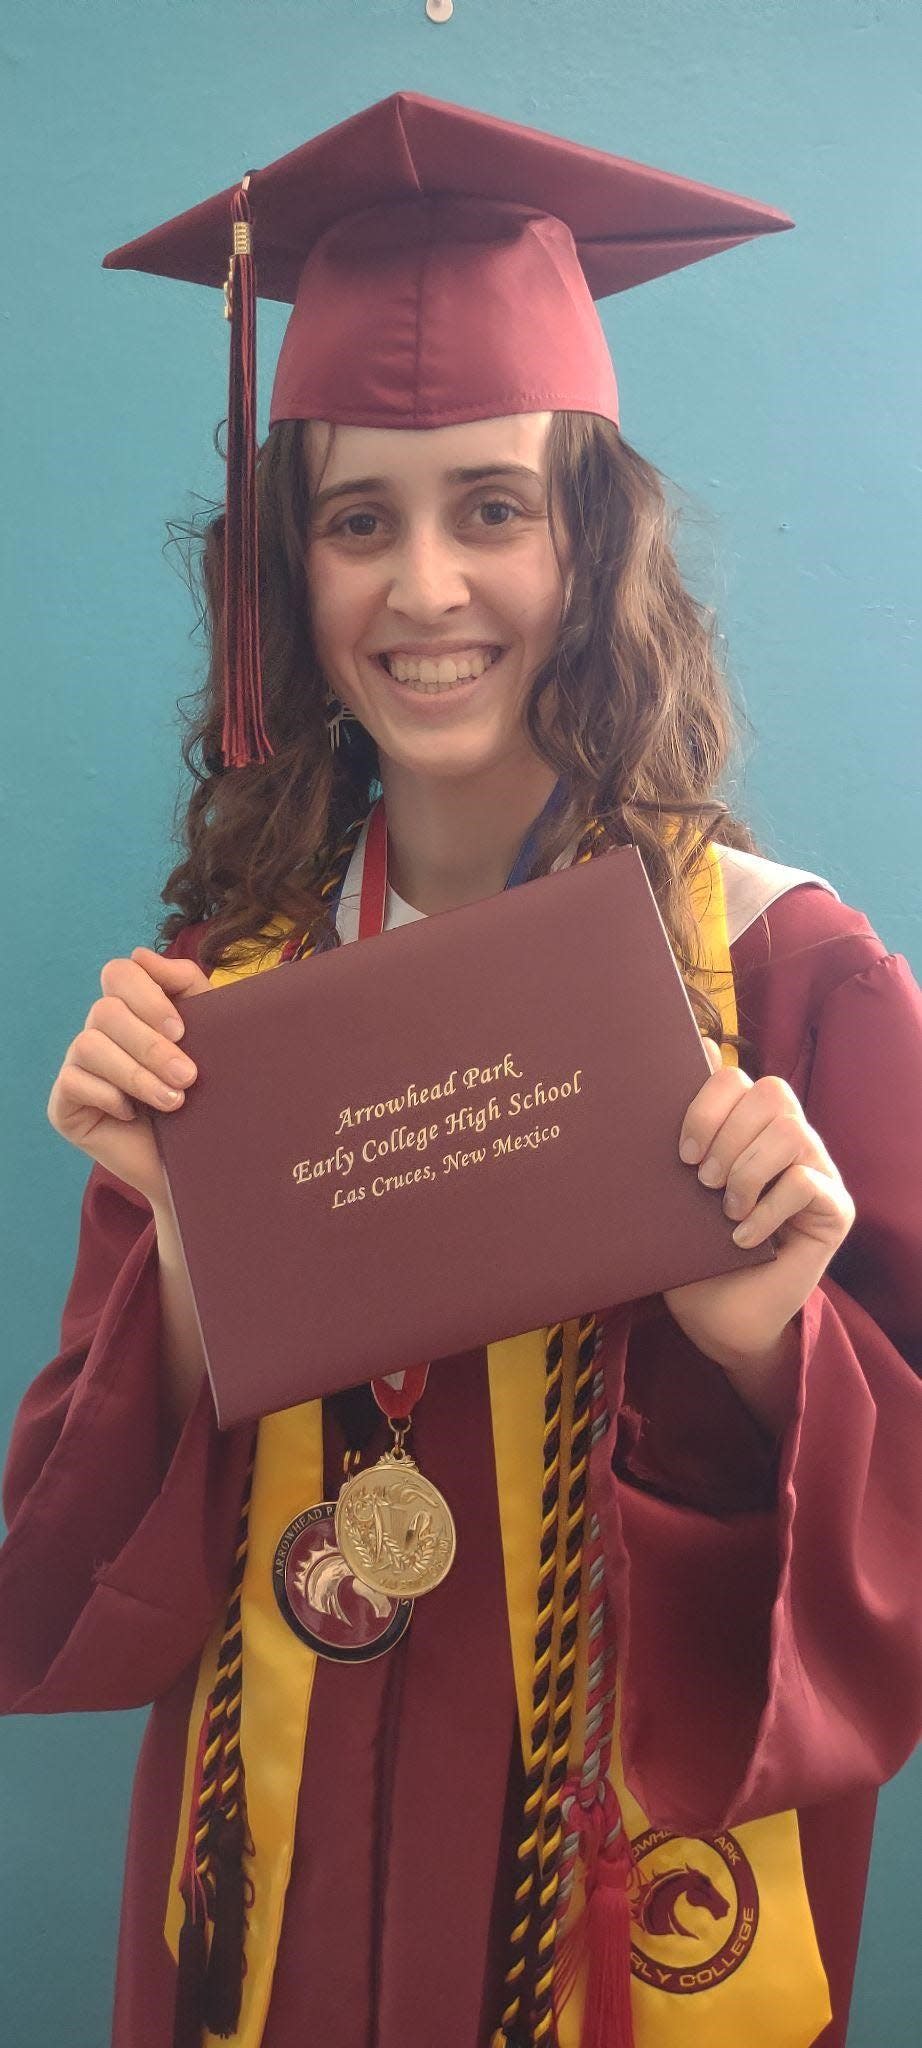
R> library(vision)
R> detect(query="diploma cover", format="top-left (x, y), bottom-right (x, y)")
top-left (154, 847), bottom-right (772, 1427)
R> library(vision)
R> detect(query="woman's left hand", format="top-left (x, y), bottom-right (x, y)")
top-left (663, 1039), bottom-right (856, 1370)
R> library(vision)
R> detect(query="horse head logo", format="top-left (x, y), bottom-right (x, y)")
top-left (632, 1862), bottom-right (731, 1941)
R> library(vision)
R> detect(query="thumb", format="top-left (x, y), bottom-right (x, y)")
top-left (130, 945), bottom-right (212, 998)
top-left (701, 1035), bottom-right (724, 1073)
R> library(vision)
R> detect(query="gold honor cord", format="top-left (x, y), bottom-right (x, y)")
top-left (171, 816), bottom-right (368, 2044)
top-left (493, 1318), bottom-right (566, 2035)
top-left (177, 1442), bottom-right (256, 2036)
top-left (531, 1316), bottom-right (598, 2040)
top-left (493, 819), bottom-right (609, 2044)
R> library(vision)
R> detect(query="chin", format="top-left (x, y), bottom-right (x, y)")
top-left (387, 728), bottom-right (514, 780)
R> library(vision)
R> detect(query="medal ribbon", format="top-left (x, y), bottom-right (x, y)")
top-left (357, 795), bottom-right (389, 937)
top-left (360, 806), bottom-right (431, 1429)
top-left (374, 1364), bottom-right (430, 1421)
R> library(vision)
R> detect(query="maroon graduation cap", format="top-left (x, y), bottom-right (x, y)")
top-left (103, 91), bottom-right (792, 769)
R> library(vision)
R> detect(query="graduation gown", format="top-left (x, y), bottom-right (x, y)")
top-left (2, 867), bottom-right (921, 2048)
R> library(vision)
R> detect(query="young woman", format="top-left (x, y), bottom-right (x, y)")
top-left (2, 92), bottom-right (921, 2048)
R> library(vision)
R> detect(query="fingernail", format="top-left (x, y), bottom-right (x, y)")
top-left (698, 1157), bottom-right (724, 1187)
top-left (166, 1056), bottom-right (196, 1084)
top-left (679, 1138), bottom-right (702, 1164)
top-left (162, 1016), bottom-right (184, 1041)
top-left (732, 1220), bottom-right (755, 1244)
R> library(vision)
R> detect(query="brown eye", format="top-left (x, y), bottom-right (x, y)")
top-left (337, 512), bottom-right (380, 539)
top-left (477, 500), bottom-right (519, 526)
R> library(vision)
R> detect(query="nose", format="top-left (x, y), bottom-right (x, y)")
top-left (384, 524), bottom-right (471, 622)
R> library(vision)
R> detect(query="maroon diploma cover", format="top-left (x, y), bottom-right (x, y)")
top-left (154, 848), bottom-right (771, 1427)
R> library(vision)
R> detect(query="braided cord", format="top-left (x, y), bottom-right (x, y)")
top-left (491, 1318), bottom-right (566, 2046)
top-left (554, 819), bottom-right (637, 2010)
top-left (183, 1441), bottom-right (256, 1920)
top-left (529, 1315), bottom-right (598, 2041)
top-left (529, 818), bottom-right (610, 2031)
top-left (177, 811), bottom-right (369, 1958)
top-left (492, 816), bottom-right (612, 2047)
top-left (556, 1357), bottom-right (616, 1926)
top-left (210, 1466), bottom-right (252, 1826)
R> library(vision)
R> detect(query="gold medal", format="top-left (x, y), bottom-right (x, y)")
top-left (334, 1441), bottom-right (457, 1599)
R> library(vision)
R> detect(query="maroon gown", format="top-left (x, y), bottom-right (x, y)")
top-left (1, 881), bottom-right (921, 2048)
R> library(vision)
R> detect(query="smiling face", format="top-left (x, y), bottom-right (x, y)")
top-left (303, 413), bottom-right (568, 785)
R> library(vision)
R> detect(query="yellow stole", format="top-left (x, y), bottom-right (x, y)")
top-left (165, 846), bottom-right (831, 2047)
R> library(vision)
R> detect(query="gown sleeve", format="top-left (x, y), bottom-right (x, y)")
top-left (0, 928), bottom-right (252, 1715)
top-left (611, 904), bottom-right (922, 1833)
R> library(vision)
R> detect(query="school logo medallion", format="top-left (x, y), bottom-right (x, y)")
top-left (273, 1502), bottom-right (412, 1663)
top-left (628, 1829), bottom-right (759, 1995)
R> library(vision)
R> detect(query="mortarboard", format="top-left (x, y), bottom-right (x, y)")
top-left (103, 91), bottom-right (793, 769)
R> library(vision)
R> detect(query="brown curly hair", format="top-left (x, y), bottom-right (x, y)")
top-left (159, 413), bottom-right (760, 1042)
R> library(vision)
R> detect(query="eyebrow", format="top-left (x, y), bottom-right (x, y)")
top-left (311, 463), bottom-right (545, 510)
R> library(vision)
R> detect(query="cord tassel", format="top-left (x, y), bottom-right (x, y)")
top-left (172, 1890), bottom-right (208, 2048)
top-left (203, 1805), bottom-right (248, 2035)
top-left (222, 177), bottom-right (272, 768)
top-left (581, 1840), bottom-right (635, 2048)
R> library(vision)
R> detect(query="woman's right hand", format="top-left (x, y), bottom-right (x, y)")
top-left (47, 945), bottom-right (211, 1209)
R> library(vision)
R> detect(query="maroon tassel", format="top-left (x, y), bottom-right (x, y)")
top-left (222, 176), bottom-right (272, 769)
top-left (202, 1807), bottom-right (248, 2037)
top-left (581, 1850), bottom-right (635, 2048)
top-left (172, 1892), bottom-right (208, 2048)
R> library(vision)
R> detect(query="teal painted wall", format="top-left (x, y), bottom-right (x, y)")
top-left (2, 3), bottom-right (919, 2042)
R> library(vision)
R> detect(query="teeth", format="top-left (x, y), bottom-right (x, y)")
top-left (383, 648), bottom-right (501, 689)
